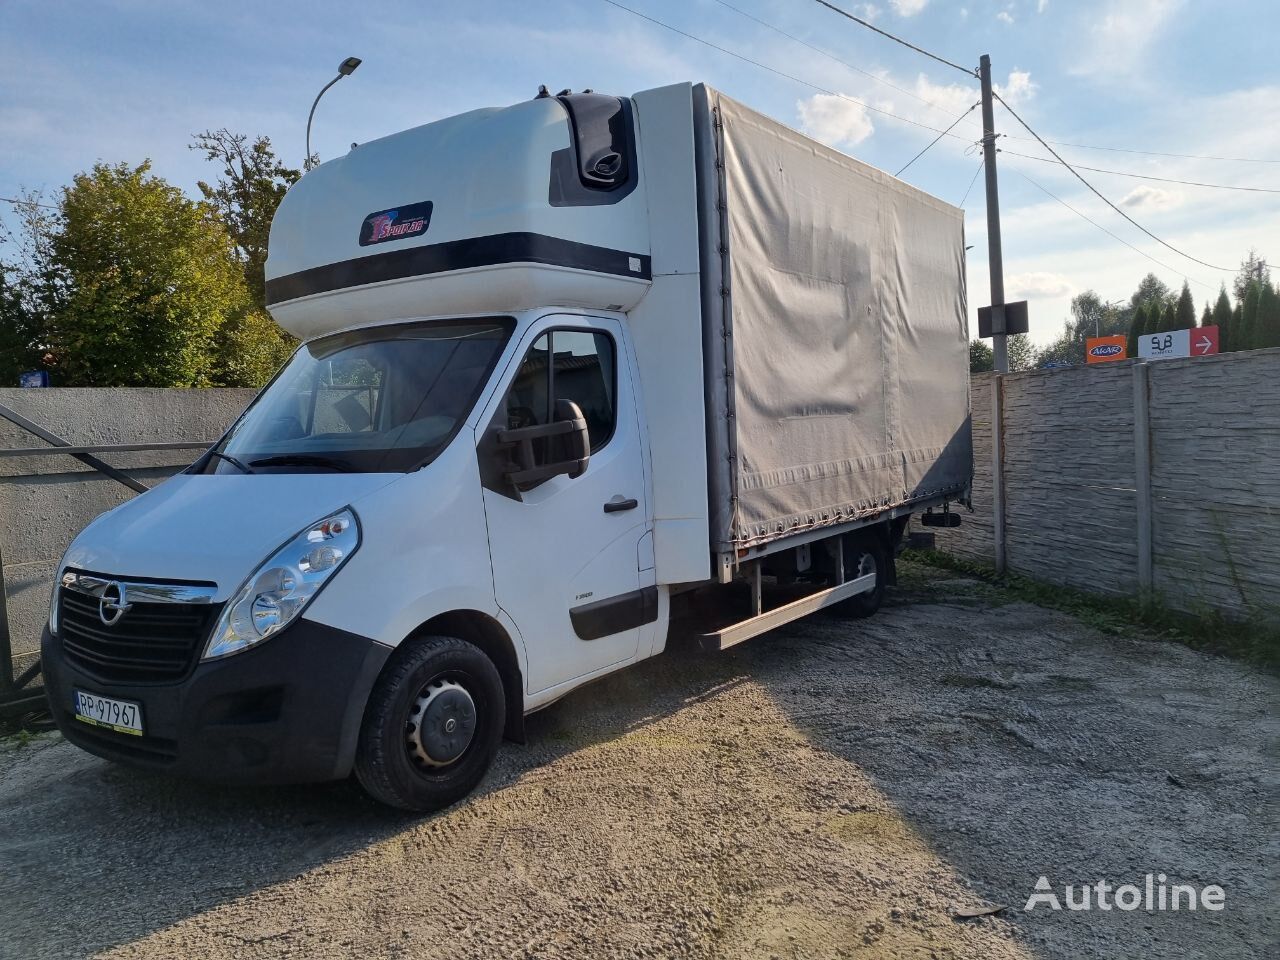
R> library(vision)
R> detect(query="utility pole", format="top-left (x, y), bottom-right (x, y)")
top-left (979, 54), bottom-right (1007, 374)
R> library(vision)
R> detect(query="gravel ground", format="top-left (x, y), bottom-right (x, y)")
top-left (1, 563), bottom-right (1276, 960)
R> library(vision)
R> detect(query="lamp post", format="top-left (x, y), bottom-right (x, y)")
top-left (305, 56), bottom-right (361, 171)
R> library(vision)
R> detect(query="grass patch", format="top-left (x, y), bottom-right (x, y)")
top-left (902, 549), bottom-right (1280, 671)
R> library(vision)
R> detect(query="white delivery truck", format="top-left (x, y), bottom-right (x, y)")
top-left (42, 84), bottom-right (971, 810)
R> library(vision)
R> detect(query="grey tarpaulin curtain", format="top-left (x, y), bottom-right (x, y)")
top-left (695, 85), bottom-right (972, 553)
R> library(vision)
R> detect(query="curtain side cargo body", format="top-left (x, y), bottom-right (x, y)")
top-left (692, 86), bottom-right (972, 558)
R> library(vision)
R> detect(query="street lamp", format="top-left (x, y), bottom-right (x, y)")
top-left (305, 56), bottom-right (362, 171)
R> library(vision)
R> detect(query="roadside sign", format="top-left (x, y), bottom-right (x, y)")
top-left (18, 370), bottom-right (49, 388)
top-left (1138, 325), bottom-right (1220, 360)
top-left (1085, 335), bottom-right (1128, 364)
top-left (1191, 325), bottom-right (1219, 356)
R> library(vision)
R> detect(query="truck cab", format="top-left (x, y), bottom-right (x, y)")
top-left (41, 83), bottom-right (971, 811)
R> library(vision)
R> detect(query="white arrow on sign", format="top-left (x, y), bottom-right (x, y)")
top-left (1196, 335), bottom-right (1213, 353)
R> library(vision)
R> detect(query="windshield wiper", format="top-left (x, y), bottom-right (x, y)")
top-left (207, 450), bottom-right (255, 474)
top-left (248, 454), bottom-right (356, 473)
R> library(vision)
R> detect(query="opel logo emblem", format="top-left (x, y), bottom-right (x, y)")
top-left (99, 581), bottom-right (132, 626)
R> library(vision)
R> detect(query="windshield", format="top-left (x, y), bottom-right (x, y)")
top-left (201, 317), bottom-right (513, 474)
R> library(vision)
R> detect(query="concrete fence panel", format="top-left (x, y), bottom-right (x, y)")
top-left (1, 388), bottom-right (256, 680)
top-left (921, 347), bottom-right (1280, 621)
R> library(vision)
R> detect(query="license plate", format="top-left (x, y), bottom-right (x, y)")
top-left (73, 690), bottom-right (144, 737)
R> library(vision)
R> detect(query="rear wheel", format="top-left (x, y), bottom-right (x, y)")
top-left (355, 635), bottom-right (506, 812)
top-left (828, 534), bottom-right (887, 619)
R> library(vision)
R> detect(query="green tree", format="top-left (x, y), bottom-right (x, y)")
top-left (190, 130), bottom-right (302, 310)
top-left (1159, 301), bottom-right (1177, 334)
top-left (0, 270), bottom-right (44, 384)
top-left (1126, 304), bottom-right (1145, 358)
top-left (969, 338), bottom-right (993, 373)
top-left (1237, 281), bottom-right (1261, 351)
top-left (1256, 283), bottom-right (1280, 349)
top-left (0, 193), bottom-right (60, 383)
top-left (1200, 302), bottom-right (1211, 327)
top-left (1129, 273), bottom-right (1171, 315)
top-left (1173, 281), bottom-right (1196, 330)
top-left (1008, 333), bottom-right (1036, 372)
top-left (1233, 249), bottom-right (1270, 305)
top-left (1212, 287), bottom-right (1232, 350)
top-left (48, 161), bottom-right (249, 386)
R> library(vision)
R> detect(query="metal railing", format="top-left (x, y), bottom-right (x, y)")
top-left (0, 400), bottom-right (212, 717)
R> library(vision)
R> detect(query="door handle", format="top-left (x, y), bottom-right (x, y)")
top-left (603, 497), bottom-right (639, 513)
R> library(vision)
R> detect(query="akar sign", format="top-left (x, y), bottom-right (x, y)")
top-left (1085, 335), bottom-right (1127, 364)
top-left (1139, 325), bottom-right (1219, 360)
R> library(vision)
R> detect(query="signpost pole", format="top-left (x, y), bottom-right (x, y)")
top-left (979, 53), bottom-right (1007, 375)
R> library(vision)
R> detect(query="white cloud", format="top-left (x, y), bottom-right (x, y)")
top-left (995, 69), bottom-right (1037, 105)
top-left (959, 6), bottom-right (969, 18)
top-left (1007, 272), bottom-right (1075, 299)
top-left (1072, 0), bottom-right (1184, 78)
top-left (1120, 186), bottom-right (1184, 211)
top-left (1037, 0), bottom-right (1049, 12)
top-left (857, 3), bottom-right (882, 20)
top-left (889, 0), bottom-right (928, 15)
top-left (913, 75), bottom-right (977, 117)
top-left (996, 11), bottom-right (1014, 24)
top-left (796, 95), bottom-right (875, 147)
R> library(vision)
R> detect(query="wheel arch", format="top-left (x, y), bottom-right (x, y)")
top-left (405, 609), bottom-right (526, 743)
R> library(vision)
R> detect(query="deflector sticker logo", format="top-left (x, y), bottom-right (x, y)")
top-left (359, 201), bottom-right (434, 246)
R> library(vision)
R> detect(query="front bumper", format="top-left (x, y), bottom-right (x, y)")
top-left (41, 618), bottom-right (391, 784)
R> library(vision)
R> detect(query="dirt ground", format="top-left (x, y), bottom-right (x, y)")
top-left (1, 562), bottom-right (1276, 960)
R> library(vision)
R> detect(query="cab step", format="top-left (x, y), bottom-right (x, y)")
top-left (698, 571), bottom-right (878, 652)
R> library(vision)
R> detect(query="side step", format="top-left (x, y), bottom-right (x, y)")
top-left (699, 572), bottom-right (877, 652)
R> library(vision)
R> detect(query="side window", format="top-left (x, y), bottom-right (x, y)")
top-left (552, 330), bottom-right (615, 450)
top-left (503, 329), bottom-right (616, 452)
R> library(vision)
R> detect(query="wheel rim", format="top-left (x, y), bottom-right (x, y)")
top-left (406, 677), bottom-right (477, 769)
top-left (855, 550), bottom-right (877, 581)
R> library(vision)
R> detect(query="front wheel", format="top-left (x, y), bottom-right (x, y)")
top-left (828, 534), bottom-right (887, 619)
top-left (354, 635), bottom-right (506, 812)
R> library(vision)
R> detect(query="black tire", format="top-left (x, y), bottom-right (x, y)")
top-left (354, 635), bottom-right (506, 812)
top-left (828, 534), bottom-right (887, 620)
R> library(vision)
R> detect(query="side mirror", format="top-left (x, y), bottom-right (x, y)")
top-left (497, 399), bottom-right (590, 489)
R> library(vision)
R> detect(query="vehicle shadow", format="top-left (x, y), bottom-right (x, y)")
top-left (0, 636), bottom-right (750, 958)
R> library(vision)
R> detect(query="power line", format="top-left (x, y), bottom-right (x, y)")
top-left (993, 90), bottom-right (1230, 272)
top-left (897, 103), bottom-right (979, 176)
top-left (1010, 138), bottom-right (1280, 164)
top-left (713, 0), bottom-right (980, 124)
top-left (1, 196), bottom-right (58, 210)
top-left (959, 156), bottom-right (985, 207)
top-left (1000, 149), bottom-right (1280, 194)
top-left (1008, 166), bottom-right (1213, 290)
top-left (600, 0), bottom-right (971, 139)
top-left (808, 0), bottom-right (975, 77)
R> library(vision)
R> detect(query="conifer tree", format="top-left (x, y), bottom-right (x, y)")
top-left (1126, 303), bottom-right (1145, 357)
top-left (1212, 287), bottom-right (1232, 350)
top-left (1161, 301), bottom-right (1177, 334)
top-left (1173, 281), bottom-right (1196, 330)
top-left (1238, 281), bottom-right (1262, 351)
top-left (1256, 283), bottom-right (1280, 349)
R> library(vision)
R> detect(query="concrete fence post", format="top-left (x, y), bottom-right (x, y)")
top-left (991, 374), bottom-right (1007, 575)
top-left (1132, 362), bottom-right (1154, 598)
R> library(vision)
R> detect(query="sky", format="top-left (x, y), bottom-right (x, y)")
top-left (2, 0), bottom-right (1278, 345)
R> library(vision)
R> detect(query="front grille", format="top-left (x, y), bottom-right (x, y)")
top-left (59, 589), bottom-right (221, 684)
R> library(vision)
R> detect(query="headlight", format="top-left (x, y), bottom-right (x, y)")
top-left (204, 508), bottom-right (360, 660)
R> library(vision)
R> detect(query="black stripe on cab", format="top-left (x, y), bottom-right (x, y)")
top-left (265, 232), bottom-right (652, 305)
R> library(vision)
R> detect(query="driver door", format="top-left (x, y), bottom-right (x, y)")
top-left (478, 315), bottom-right (651, 694)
